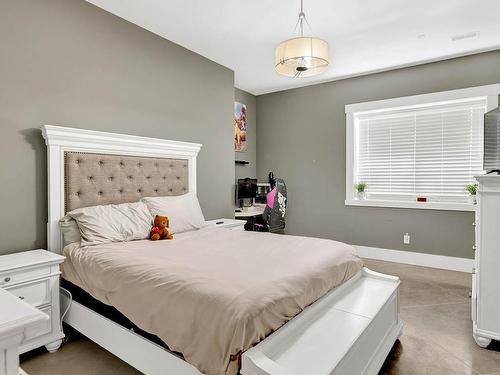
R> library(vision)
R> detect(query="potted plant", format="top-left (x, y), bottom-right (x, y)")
top-left (466, 183), bottom-right (478, 204)
top-left (355, 182), bottom-right (367, 200)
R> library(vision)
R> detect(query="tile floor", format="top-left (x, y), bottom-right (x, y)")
top-left (20, 259), bottom-right (500, 375)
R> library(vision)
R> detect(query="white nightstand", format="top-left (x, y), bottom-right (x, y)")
top-left (0, 250), bottom-right (65, 354)
top-left (205, 219), bottom-right (247, 231)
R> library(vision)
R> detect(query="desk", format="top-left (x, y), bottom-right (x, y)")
top-left (234, 205), bottom-right (266, 231)
top-left (234, 204), bottom-right (265, 218)
top-left (0, 288), bottom-right (48, 375)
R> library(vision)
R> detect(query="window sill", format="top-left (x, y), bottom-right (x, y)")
top-left (344, 199), bottom-right (476, 212)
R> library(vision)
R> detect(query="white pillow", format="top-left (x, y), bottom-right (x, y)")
top-left (68, 201), bottom-right (153, 246)
top-left (142, 193), bottom-right (205, 234)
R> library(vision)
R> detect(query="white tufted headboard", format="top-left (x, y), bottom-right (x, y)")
top-left (64, 152), bottom-right (189, 212)
top-left (41, 125), bottom-right (202, 254)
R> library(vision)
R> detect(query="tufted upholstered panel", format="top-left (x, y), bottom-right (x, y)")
top-left (64, 152), bottom-right (188, 212)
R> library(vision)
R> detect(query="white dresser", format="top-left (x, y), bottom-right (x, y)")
top-left (473, 175), bottom-right (500, 347)
top-left (0, 250), bottom-right (65, 353)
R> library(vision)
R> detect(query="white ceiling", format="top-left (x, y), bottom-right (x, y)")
top-left (88, 0), bottom-right (500, 95)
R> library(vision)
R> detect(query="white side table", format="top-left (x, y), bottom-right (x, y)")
top-left (205, 219), bottom-right (247, 231)
top-left (0, 250), bottom-right (65, 354)
top-left (0, 288), bottom-right (48, 375)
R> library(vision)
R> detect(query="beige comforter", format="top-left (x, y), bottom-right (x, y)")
top-left (62, 227), bottom-right (363, 375)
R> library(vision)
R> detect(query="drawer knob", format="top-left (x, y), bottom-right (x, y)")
top-left (473, 245), bottom-right (476, 250)
top-left (18, 296), bottom-right (25, 300)
top-left (472, 222), bottom-right (476, 227)
top-left (4, 277), bottom-right (11, 283)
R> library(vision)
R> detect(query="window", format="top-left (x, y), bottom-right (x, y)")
top-left (356, 99), bottom-right (485, 203)
top-left (345, 85), bottom-right (500, 211)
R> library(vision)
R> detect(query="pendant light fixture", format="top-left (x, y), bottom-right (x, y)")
top-left (275, 0), bottom-right (329, 78)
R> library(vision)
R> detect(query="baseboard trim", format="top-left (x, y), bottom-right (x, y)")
top-left (355, 245), bottom-right (474, 273)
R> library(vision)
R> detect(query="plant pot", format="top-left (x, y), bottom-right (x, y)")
top-left (469, 195), bottom-right (477, 205)
top-left (356, 191), bottom-right (366, 200)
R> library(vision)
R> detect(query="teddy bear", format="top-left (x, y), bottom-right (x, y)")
top-left (150, 215), bottom-right (173, 241)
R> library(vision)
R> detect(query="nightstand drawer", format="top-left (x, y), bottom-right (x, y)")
top-left (0, 266), bottom-right (50, 287)
top-left (25, 305), bottom-right (52, 341)
top-left (6, 279), bottom-right (50, 307)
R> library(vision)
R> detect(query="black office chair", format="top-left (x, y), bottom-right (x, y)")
top-left (256, 174), bottom-right (287, 233)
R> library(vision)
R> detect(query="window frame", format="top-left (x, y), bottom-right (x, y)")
top-left (345, 84), bottom-right (500, 211)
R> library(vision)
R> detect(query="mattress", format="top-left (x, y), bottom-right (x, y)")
top-left (62, 227), bottom-right (363, 375)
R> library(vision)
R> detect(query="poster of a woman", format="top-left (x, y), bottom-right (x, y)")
top-left (234, 102), bottom-right (247, 152)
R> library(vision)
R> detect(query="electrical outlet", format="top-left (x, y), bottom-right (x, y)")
top-left (404, 233), bottom-right (410, 245)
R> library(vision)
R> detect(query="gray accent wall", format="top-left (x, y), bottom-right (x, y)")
top-left (257, 51), bottom-right (500, 259)
top-left (235, 88), bottom-right (257, 180)
top-left (0, 0), bottom-right (235, 254)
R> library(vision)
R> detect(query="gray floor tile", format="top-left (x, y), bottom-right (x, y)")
top-left (379, 323), bottom-right (479, 375)
top-left (401, 303), bottom-right (500, 375)
top-left (363, 259), bottom-right (471, 307)
top-left (21, 334), bottom-right (141, 375)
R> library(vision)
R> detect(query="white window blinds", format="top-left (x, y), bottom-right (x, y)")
top-left (354, 98), bottom-right (486, 203)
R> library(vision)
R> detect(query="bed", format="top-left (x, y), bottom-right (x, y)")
top-left (42, 125), bottom-right (402, 375)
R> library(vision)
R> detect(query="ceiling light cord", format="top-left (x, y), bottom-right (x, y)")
top-left (299, 0), bottom-right (305, 36)
top-left (295, 0), bottom-right (313, 37)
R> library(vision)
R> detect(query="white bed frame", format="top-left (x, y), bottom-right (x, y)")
top-left (42, 125), bottom-right (402, 375)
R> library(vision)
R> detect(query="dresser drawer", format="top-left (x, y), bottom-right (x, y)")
top-left (6, 278), bottom-right (51, 307)
top-left (0, 266), bottom-right (50, 287)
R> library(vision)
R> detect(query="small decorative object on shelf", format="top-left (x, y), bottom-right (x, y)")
top-left (355, 182), bottom-right (367, 200)
top-left (466, 183), bottom-right (478, 204)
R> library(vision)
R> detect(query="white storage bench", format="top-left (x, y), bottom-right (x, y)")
top-left (242, 268), bottom-right (401, 375)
